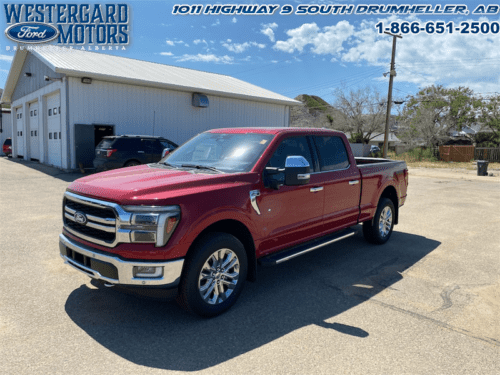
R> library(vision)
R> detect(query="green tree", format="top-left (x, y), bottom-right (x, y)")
top-left (398, 85), bottom-right (480, 146)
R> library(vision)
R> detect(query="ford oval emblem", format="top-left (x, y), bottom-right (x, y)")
top-left (74, 211), bottom-right (87, 225)
top-left (5, 22), bottom-right (59, 44)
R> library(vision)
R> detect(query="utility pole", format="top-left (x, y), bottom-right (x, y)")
top-left (382, 32), bottom-right (402, 158)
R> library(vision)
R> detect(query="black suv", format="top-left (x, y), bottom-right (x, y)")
top-left (93, 135), bottom-right (178, 172)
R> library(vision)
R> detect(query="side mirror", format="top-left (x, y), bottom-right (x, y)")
top-left (284, 156), bottom-right (310, 186)
top-left (161, 148), bottom-right (171, 158)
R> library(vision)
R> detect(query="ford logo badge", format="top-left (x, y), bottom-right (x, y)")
top-left (5, 22), bottom-right (59, 44)
top-left (74, 211), bottom-right (87, 225)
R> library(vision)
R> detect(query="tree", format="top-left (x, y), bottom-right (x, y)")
top-left (397, 85), bottom-right (480, 147)
top-left (477, 95), bottom-right (500, 136)
top-left (332, 86), bottom-right (387, 144)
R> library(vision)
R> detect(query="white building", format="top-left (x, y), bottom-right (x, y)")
top-left (1, 49), bottom-right (299, 170)
top-left (0, 108), bottom-right (12, 153)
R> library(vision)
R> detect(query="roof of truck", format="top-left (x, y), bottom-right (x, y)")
top-left (208, 127), bottom-right (344, 135)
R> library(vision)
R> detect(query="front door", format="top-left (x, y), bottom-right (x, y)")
top-left (16, 108), bottom-right (24, 157)
top-left (256, 136), bottom-right (325, 256)
top-left (29, 102), bottom-right (40, 160)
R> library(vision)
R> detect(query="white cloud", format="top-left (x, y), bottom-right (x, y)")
top-left (176, 54), bottom-right (234, 64)
top-left (0, 54), bottom-right (14, 62)
top-left (232, 17), bottom-right (237, 23)
top-left (340, 16), bottom-right (500, 91)
top-left (160, 52), bottom-right (173, 56)
top-left (166, 40), bottom-right (184, 46)
top-left (261, 22), bottom-right (278, 42)
top-left (212, 19), bottom-right (220, 27)
top-left (221, 41), bottom-right (266, 53)
top-left (274, 21), bottom-right (354, 54)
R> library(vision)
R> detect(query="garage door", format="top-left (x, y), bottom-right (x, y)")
top-left (16, 108), bottom-right (24, 157)
top-left (47, 93), bottom-right (62, 167)
top-left (29, 102), bottom-right (40, 160)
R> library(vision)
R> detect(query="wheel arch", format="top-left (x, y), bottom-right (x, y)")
top-left (185, 219), bottom-right (257, 282)
top-left (124, 159), bottom-right (141, 167)
top-left (379, 185), bottom-right (399, 225)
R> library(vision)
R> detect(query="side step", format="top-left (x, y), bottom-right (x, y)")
top-left (258, 228), bottom-right (358, 266)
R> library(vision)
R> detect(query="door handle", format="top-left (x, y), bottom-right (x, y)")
top-left (349, 180), bottom-right (359, 185)
top-left (310, 187), bottom-right (323, 193)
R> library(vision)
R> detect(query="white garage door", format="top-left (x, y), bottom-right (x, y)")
top-left (29, 102), bottom-right (40, 160)
top-left (16, 108), bottom-right (24, 157)
top-left (47, 93), bottom-right (62, 167)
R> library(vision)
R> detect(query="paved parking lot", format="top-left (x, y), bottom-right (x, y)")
top-left (1, 156), bottom-right (499, 374)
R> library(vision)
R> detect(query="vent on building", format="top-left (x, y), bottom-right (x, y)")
top-left (192, 93), bottom-right (209, 108)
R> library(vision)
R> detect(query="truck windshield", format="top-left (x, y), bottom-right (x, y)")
top-left (163, 132), bottom-right (274, 173)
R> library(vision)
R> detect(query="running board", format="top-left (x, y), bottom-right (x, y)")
top-left (258, 228), bottom-right (357, 266)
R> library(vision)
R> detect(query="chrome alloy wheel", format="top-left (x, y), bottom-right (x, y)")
top-left (198, 249), bottom-right (240, 305)
top-left (378, 206), bottom-right (393, 237)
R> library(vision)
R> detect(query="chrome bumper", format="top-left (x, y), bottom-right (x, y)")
top-left (59, 234), bottom-right (184, 287)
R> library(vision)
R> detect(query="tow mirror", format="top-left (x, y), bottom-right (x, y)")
top-left (161, 148), bottom-right (172, 158)
top-left (284, 156), bottom-right (310, 186)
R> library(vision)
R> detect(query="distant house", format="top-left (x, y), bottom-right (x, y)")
top-left (346, 132), bottom-right (401, 147)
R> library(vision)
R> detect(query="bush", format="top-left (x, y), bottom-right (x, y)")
top-left (392, 147), bottom-right (438, 163)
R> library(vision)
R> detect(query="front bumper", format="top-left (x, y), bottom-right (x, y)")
top-left (59, 233), bottom-right (184, 287)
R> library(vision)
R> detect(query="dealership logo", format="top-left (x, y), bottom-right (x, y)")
top-left (74, 211), bottom-right (87, 225)
top-left (3, 4), bottom-right (130, 46)
top-left (5, 22), bottom-right (59, 43)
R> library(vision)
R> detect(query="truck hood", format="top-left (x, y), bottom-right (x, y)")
top-left (68, 164), bottom-right (257, 205)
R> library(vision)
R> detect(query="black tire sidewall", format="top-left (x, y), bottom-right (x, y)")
top-left (179, 233), bottom-right (248, 317)
top-left (372, 198), bottom-right (395, 244)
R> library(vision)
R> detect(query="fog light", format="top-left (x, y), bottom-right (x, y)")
top-left (131, 231), bottom-right (156, 243)
top-left (133, 266), bottom-right (163, 278)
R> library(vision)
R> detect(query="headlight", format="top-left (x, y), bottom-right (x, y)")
top-left (120, 205), bottom-right (180, 247)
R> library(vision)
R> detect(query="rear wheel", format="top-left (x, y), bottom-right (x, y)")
top-left (363, 198), bottom-right (395, 245)
top-left (177, 233), bottom-right (247, 317)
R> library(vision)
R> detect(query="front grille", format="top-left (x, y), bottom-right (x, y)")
top-left (65, 199), bottom-right (114, 219)
top-left (65, 220), bottom-right (116, 242)
top-left (63, 195), bottom-right (117, 246)
top-left (60, 245), bottom-right (118, 280)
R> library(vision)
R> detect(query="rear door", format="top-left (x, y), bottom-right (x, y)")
top-left (312, 135), bottom-right (361, 232)
top-left (143, 139), bottom-right (164, 163)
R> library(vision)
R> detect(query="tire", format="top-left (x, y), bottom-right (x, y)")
top-left (363, 198), bottom-right (395, 245)
top-left (124, 160), bottom-right (140, 167)
top-left (177, 232), bottom-right (248, 317)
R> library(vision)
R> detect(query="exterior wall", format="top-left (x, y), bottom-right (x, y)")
top-left (12, 53), bottom-right (65, 102)
top-left (0, 111), bottom-right (12, 153)
top-left (10, 80), bottom-right (67, 167)
top-left (67, 77), bottom-right (288, 169)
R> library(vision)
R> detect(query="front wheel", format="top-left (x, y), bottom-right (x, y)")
top-left (177, 233), bottom-right (248, 317)
top-left (363, 198), bottom-right (395, 245)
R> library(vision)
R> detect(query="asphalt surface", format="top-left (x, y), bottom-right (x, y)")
top-left (1, 156), bottom-right (499, 374)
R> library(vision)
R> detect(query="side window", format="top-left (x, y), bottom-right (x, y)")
top-left (267, 136), bottom-right (314, 169)
top-left (142, 139), bottom-right (158, 153)
top-left (314, 136), bottom-right (350, 171)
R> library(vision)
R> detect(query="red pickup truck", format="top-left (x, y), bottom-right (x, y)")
top-left (60, 128), bottom-right (408, 317)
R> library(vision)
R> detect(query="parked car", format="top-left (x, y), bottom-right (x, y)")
top-left (60, 128), bottom-right (408, 317)
top-left (370, 145), bottom-right (381, 155)
top-left (2, 138), bottom-right (12, 157)
top-left (93, 135), bottom-right (178, 171)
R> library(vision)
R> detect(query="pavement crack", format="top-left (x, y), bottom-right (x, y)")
top-left (434, 284), bottom-right (460, 312)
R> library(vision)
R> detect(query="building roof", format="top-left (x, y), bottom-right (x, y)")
top-left (1, 49), bottom-right (301, 107)
top-left (346, 132), bottom-right (401, 143)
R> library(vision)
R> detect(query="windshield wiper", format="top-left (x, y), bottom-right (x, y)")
top-left (162, 162), bottom-right (179, 168)
top-left (181, 164), bottom-right (224, 173)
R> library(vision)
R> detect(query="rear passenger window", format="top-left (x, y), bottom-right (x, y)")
top-left (314, 136), bottom-right (350, 171)
top-left (267, 136), bottom-right (314, 169)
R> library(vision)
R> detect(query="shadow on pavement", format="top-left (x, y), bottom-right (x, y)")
top-left (1, 155), bottom-right (85, 183)
top-left (64, 230), bottom-right (440, 371)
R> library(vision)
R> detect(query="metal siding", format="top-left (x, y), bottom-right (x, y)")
top-left (12, 54), bottom-right (64, 102)
top-left (33, 49), bottom-right (299, 107)
top-left (67, 78), bottom-right (287, 169)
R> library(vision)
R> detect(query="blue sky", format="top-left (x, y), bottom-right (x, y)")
top-left (1, 0), bottom-right (500, 106)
